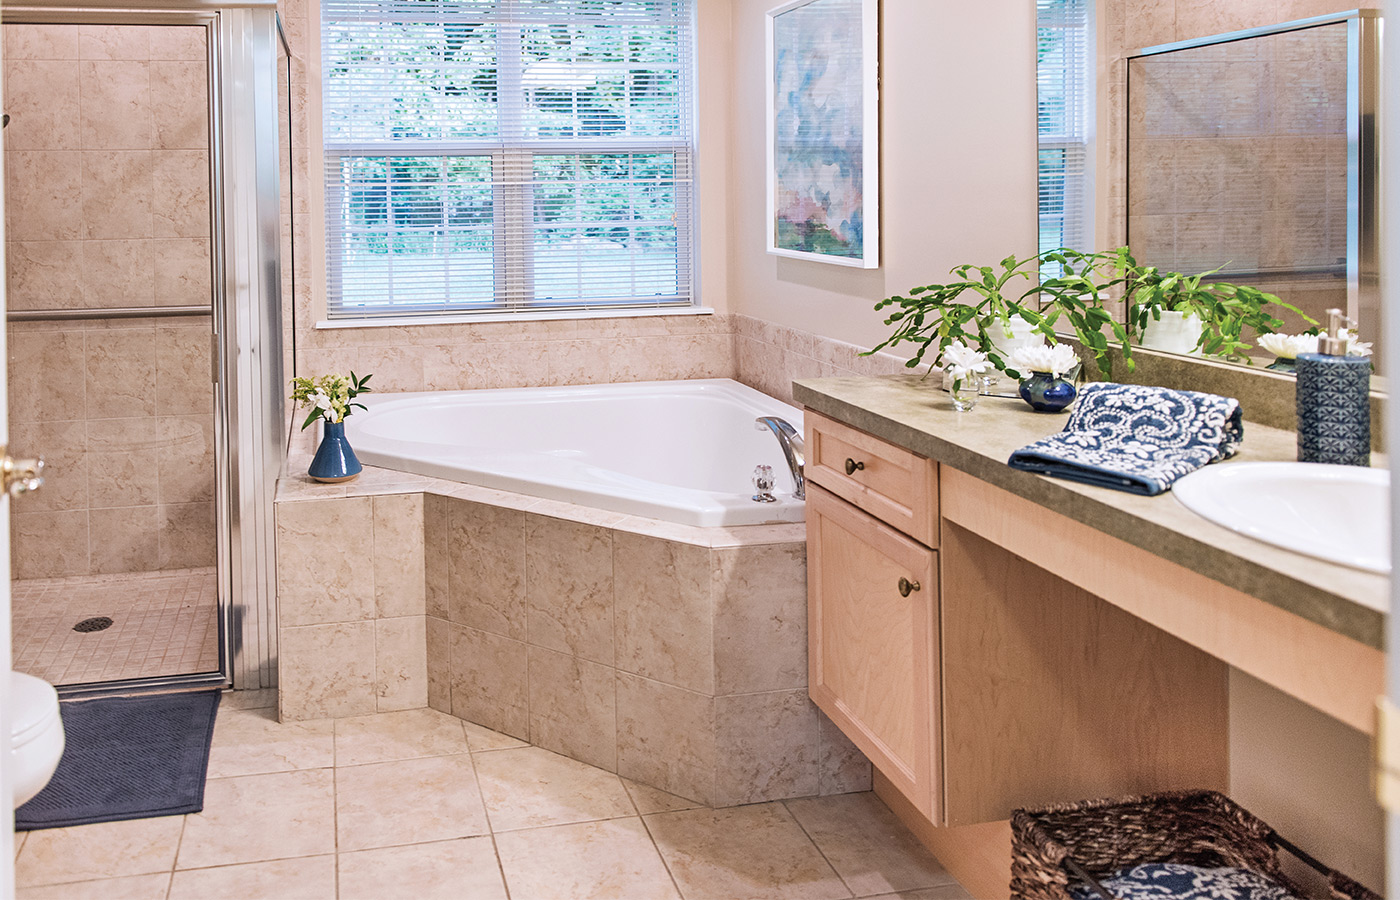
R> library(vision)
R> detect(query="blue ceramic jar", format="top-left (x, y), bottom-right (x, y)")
top-left (1019, 371), bottom-right (1077, 413)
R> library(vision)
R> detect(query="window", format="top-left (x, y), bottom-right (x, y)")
top-left (1036, 0), bottom-right (1093, 268)
top-left (320, 0), bottom-right (696, 319)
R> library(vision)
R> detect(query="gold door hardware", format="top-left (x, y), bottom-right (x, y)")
top-left (898, 577), bottom-right (920, 597)
top-left (0, 449), bottom-right (44, 497)
top-left (844, 458), bottom-right (866, 475)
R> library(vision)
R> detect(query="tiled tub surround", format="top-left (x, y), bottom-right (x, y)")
top-left (4, 21), bottom-right (217, 579)
top-left (288, 312), bottom-right (908, 403)
top-left (275, 465), bottom-right (872, 808)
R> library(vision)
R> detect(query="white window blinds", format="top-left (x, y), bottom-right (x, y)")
top-left (1036, 0), bottom-right (1092, 262)
top-left (321, 0), bottom-right (697, 319)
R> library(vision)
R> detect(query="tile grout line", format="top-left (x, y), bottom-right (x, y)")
top-left (462, 718), bottom-right (514, 900)
top-left (165, 813), bottom-right (189, 900)
top-left (332, 717), bottom-right (341, 900)
top-left (635, 806), bottom-right (688, 900)
top-left (780, 797), bottom-right (860, 900)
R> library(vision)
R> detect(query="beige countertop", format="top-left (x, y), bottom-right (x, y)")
top-left (793, 374), bottom-right (1388, 650)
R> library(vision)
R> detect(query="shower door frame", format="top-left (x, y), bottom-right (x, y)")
top-left (1124, 9), bottom-right (1383, 346)
top-left (1, 0), bottom-right (287, 695)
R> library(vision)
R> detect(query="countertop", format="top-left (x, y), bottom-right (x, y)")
top-left (793, 374), bottom-right (1388, 650)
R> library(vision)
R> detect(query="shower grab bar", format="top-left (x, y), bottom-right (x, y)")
top-left (7, 305), bottom-right (212, 322)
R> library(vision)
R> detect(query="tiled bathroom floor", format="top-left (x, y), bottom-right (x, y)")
top-left (11, 568), bottom-right (219, 686)
top-left (13, 700), bottom-right (973, 900)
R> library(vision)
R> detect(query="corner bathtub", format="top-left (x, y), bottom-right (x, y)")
top-left (345, 379), bottom-right (805, 527)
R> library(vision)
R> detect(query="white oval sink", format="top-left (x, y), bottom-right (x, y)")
top-left (1173, 462), bottom-right (1390, 574)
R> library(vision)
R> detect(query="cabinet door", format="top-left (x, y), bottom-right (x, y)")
top-left (807, 484), bottom-right (941, 820)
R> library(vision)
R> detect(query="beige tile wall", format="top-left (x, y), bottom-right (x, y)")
top-left (294, 314), bottom-right (739, 394)
top-left (1101, 0), bottom-right (1354, 250)
top-left (423, 493), bottom-right (869, 807)
top-left (732, 315), bottom-right (912, 405)
top-left (276, 493), bottom-right (428, 720)
top-left (4, 23), bottom-right (217, 578)
top-left (276, 485), bottom-right (871, 808)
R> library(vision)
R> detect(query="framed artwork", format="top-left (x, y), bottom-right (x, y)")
top-left (766, 0), bottom-right (879, 268)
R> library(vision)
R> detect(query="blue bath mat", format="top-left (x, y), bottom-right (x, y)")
top-left (16, 689), bottom-right (221, 830)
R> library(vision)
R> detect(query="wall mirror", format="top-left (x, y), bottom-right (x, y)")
top-left (1122, 10), bottom-right (1382, 376)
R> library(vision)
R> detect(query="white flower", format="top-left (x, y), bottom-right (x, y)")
top-left (1343, 328), bottom-right (1374, 358)
top-left (1008, 343), bottom-right (1079, 378)
top-left (310, 390), bottom-right (332, 411)
top-left (1256, 332), bottom-right (1317, 359)
top-left (940, 341), bottom-right (989, 383)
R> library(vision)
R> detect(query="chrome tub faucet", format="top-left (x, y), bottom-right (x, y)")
top-left (754, 416), bottom-right (806, 500)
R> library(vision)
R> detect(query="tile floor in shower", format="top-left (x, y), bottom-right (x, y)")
top-left (11, 567), bottom-right (219, 686)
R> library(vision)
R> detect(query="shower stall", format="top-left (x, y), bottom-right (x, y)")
top-left (2, 0), bottom-right (287, 693)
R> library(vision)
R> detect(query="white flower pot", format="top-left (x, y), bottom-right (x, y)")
top-left (1139, 310), bottom-right (1204, 357)
top-left (987, 314), bottom-right (1043, 357)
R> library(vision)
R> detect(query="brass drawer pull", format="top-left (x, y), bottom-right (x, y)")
top-left (844, 458), bottom-right (866, 475)
top-left (898, 577), bottom-right (921, 597)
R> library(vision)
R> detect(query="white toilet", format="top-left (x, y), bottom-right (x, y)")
top-left (10, 671), bottom-right (64, 807)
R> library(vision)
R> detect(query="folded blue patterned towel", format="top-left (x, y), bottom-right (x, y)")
top-left (1007, 383), bottom-right (1243, 496)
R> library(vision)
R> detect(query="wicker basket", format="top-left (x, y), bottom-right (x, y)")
top-left (1010, 790), bottom-right (1380, 900)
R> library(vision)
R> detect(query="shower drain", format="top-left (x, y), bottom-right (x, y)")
top-left (72, 616), bottom-right (114, 633)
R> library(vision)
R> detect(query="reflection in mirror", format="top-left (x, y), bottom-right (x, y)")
top-left (1125, 13), bottom-right (1381, 373)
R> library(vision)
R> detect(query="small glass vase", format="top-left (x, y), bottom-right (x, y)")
top-left (1265, 357), bottom-right (1298, 375)
top-left (308, 420), bottom-right (363, 483)
top-left (948, 378), bottom-right (980, 412)
top-left (1018, 371), bottom-right (1077, 413)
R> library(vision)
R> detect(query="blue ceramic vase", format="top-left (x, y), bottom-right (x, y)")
top-left (309, 420), bottom-right (362, 483)
top-left (1019, 371), bottom-right (1077, 413)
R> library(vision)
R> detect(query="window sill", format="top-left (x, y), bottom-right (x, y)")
top-left (315, 306), bottom-right (716, 330)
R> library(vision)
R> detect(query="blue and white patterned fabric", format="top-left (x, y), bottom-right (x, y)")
top-left (1007, 383), bottom-right (1243, 496)
top-left (1067, 862), bottom-right (1298, 900)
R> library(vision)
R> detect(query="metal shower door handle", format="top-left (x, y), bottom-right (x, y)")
top-left (1, 450), bottom-right (45, 497)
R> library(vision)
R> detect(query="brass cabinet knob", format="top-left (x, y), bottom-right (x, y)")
top-left (898, 577), bottom-right (920, 597)
top-left (1, 452), bottom-right (44, 497)
top-left (844, 458), bottom-right (865, 475)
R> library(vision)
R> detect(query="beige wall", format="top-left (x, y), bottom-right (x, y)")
top-left (1230, 669), bottom-right (1383, 893)
top-left (4, 23), bottom-right (217, 578)
top-left (724, 0), bottom-right (1039, 352)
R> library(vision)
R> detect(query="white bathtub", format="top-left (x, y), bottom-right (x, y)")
top-left (345, 379), bottom-right (806, 527)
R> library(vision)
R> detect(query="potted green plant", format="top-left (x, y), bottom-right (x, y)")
top-left (1022, 247), bottom-right (1136, 378)
top-left (1116, 250), bottom-right (1315, 360)
top-left (866, 248), bottom-right (1134, 381)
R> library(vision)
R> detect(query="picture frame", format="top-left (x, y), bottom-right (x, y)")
top-left (766, 0), bottom-right (879, 268)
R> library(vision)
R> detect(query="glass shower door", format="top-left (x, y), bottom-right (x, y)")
top-left (4, 20), bottom-right (221, 687)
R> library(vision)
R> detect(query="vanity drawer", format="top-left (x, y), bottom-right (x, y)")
top-left (805, 411), bottom-right (938, 547)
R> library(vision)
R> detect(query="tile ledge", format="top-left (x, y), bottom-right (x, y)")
top-left (274, 465), bottom-right (805, 549)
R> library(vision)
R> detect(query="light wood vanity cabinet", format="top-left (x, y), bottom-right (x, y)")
top-left (801, 391), bottom-right (1385, 897)
top-left (804, 409), bottom-right (1233, 833)
top-left (805, 411), bottom-right (942, 819)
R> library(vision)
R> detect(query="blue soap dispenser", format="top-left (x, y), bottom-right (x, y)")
top-left (1295, 308), bottom-right (1371, 466)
